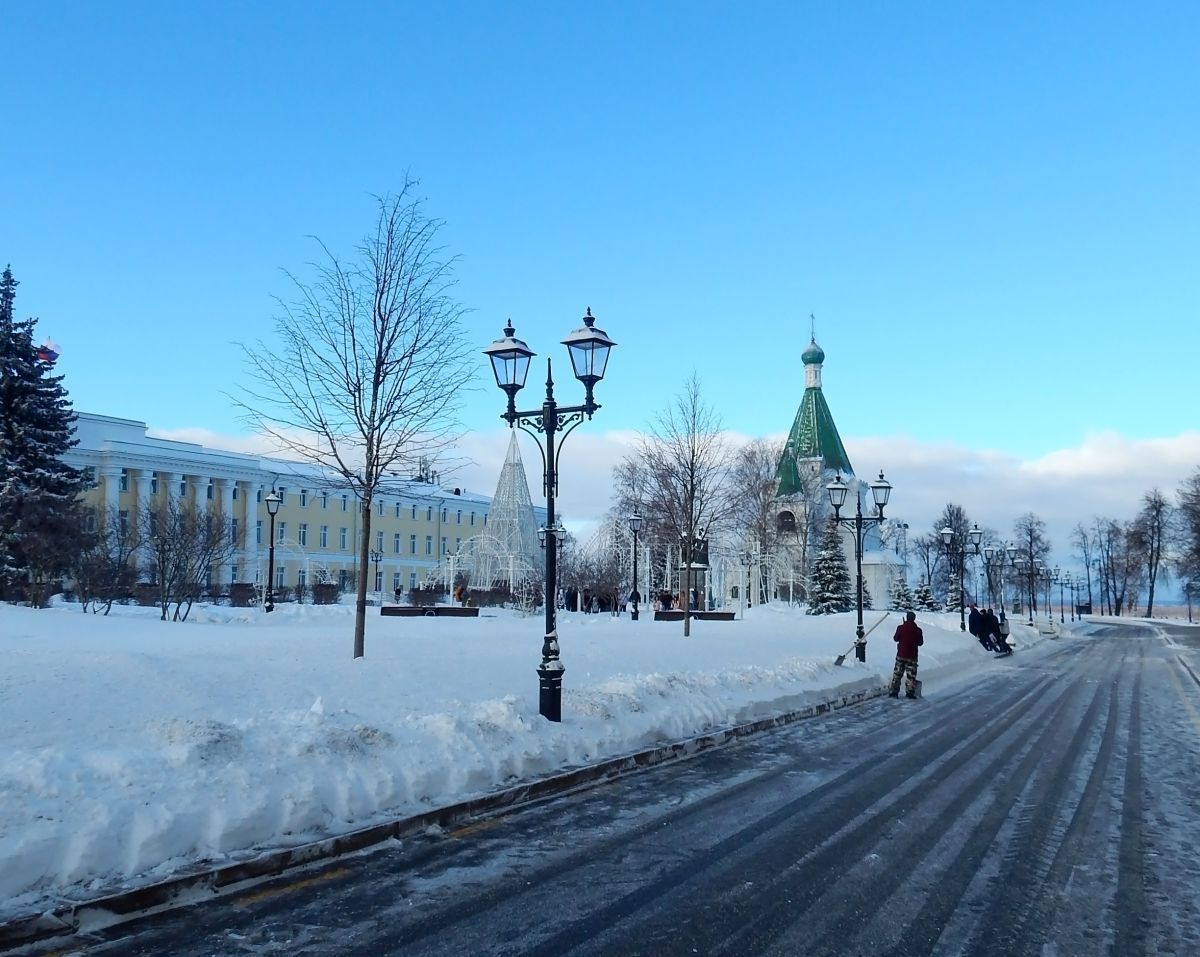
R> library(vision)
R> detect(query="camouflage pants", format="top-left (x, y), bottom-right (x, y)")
top-left (890, 656), bottom-right (919, 696)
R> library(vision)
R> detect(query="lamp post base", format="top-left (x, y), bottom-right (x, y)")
top-left (538, 667), bottom-right (563, 722)
top-left (855, 640), bottom-right (866, 663)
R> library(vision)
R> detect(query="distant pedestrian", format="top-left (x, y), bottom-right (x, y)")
top-left (889, 610), bottom-right (924, 699)
top-left (968, 603), bottom-right (983, 639)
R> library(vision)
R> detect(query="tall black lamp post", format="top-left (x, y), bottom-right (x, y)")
top-left (484, 309), bottom-right (615, 722)
top-left (982, 542), bottom-right (997, 607)
top-left (1185, 581), bottom-right (1195, 624)
top-left (628, 507), bottom-right (642, 621)
top-left (369, 548), bottom-right (383, 604)
top-left (940, 523), bottom-right (983, 631)
top-left (264, 489), bottom-right (281, 613)
top-left (1056, 570), bottom-right (1068, 623)
top-left (827, 471), bottom-right (893, 662)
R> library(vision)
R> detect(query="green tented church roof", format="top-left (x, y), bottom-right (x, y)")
top-left (774, 337), bottom-right (853, 496)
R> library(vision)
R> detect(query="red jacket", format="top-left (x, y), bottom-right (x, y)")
top-left (893, 620), bottom-right (924, 659)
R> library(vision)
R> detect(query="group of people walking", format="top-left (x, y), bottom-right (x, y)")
top-left (968, 603), bottom-right (1012, 655)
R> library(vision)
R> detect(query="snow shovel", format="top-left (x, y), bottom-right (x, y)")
top-left (834, 612), bottom-right (892, 666)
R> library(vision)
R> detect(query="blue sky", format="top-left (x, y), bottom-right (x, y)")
top-left (4, 2), bottom-right (1198, 569)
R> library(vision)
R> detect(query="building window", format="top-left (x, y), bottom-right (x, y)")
top-left (119, 469), bottom-right (128, 492)
top-left (206, 483), bottom-right (214, 500)
top-left (321, 492), bottom-right (328, 508)
top-left (342, 495), bottom-right (348, 512)
top-left (393, 533), bottom-right (401, 553)
top-left (231, 518), bottom-right (240, 545)
top-left (320, 525), bottom-right (328, 548)
top-left (276, 565), bottom-right (285, 588)
top-left (151, 475), bottom-right (158, 495)
top-left (278, 486), bottom-right (286, 501)
top-left (441, 508), bottom-right (447, 522)
top-left (441, 536), bottom-right (447, 555)
top-left (483, 514), bottom-right (488, 526)
top-left (411, 504), bottom-right (417, 520)
top-left (470, 512), bottom-right (475, 526)
top-left (374, 568), bottom-right (383, 591)
top-left (232, 485), bottom-right (239, 500)
top-left (231, 564), bottom-right (239, 582)
top-left (339, 527), bottom-right (348, 550)
top-left (256, 488), bottom-right (262, 503)
top-left (180, 477), bottom-right (187, 497)
top-left (425, 535), bottom-right (432, 555)
top-left (392, 571), bottom-right (402, 593)
top-left (409, 572), bottom-right (417, 590)
top-left (455, 537), bottom-right (461, 551)
top-left (300, 489), bottom-right (308, 507)
top-left (298, 523), bottom-right (308, 546)
top-left (410, 534), bottom-right (417, 554)
top-left (84, 512), bottom-right (96, 533)
top-left (256, 520), bottom-right (263, 545)
top-left (376, 531), bottom-right (384, 551)
top-left (394, 502), bottom-right (401, 518)
top-left (456, 510), bottom-right (462, 525)
top-left (277, 521), bottom-right (286, 544)
top-left (297, 568), bottom-right (307, 588)
top-left (426, 507), bottom-right (433, 521)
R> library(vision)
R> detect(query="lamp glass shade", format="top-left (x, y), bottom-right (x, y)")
top-left (969, 524), bottom-right (983, 547)
top-left (940, 526), bottom-right (954, 547)
top-left (983, 543), bottom-right (996, 561)
top-left (265, 491), bottom-right (282, 516)
top-left (483, 322), bottom-right (535, 390)
top-left (869, 471), bottom-right (892, 508)
top-left (628, 508), bottom-right (642, 534)
top-left (1006, 543), bottom-right (1018, 561)
top-left (826, 474), bottom-right (849, 510)
top-left (562, 308), bottom-right (615, 384)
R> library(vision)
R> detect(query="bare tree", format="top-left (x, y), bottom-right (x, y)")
top-left (1071, 521), bottom-right (1096, 608)
top-left (145, 498), bottom-right (238, 621)
top-left (1091, 518), bottom-right (1139, 616)
top-left (1177, 467), bottom-right (1200, 588)
top-left (239, 185), bottom-right (473, 658)
top-left (933, 502), bottom-right (973, 608)
top-left (633, 374), bottom-right (732, 636)
top-left (1129, 488), bottom-right (1174, 616)
top-left (72, 506), bottom-right (140, 615)
top-left (1011, 513), bottom-right (1051, 617)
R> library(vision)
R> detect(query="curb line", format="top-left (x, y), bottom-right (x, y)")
top-left (0, 683), bottom-right (884, 951)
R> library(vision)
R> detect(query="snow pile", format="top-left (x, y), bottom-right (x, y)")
top-left (0, 600), bottom-right (1048, 919)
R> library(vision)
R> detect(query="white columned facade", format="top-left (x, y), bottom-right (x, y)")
top-left (241, 481), bottom-right (258, 584)
top-left (215, 478), bottom-right (236, 585)
top-left (166, 472), bottom-right (182, 510)
top-left (100, 466), bottom-right (121, 515)
top-left (135, 470), bottom-right (155, 580)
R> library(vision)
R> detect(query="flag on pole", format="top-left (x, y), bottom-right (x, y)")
top-left (37, 339), bottom-right (60, 363)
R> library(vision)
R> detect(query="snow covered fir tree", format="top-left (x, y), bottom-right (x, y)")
top-left (806, 519), bottom-right (854, 614)
top-left (0, 266), bottom-right (88, 603)
top-left (888, 575), bottom-right (915, 611)
top-left (913, 580), bottom-right (940, 611)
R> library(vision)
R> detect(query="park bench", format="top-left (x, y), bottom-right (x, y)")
top-left (380, 606), bottom-right (480, 618)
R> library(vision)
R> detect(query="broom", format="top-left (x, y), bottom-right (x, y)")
top-left (834, 612), bottom-right (892, 666)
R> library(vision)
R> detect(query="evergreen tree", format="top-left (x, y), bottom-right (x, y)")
top-left (0, 266), bottom-right (89, 601)
top-left (913, 580), bottom-right (940, 611)
top-left (888, 574), bottom-right (914, 611)
top-left (806, 520), bottom-right (853, 615)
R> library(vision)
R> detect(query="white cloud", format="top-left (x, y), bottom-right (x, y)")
top-left (149, 423), bottom-right (1199, 571)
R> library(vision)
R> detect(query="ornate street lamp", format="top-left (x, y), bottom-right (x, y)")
top-left (264, 489), bottom-right (281, 613)
top-left (982, 542), bottom-right (997, 607)
top-left (486, 310), bottom-right (615, 723)
top-left (827, 470), bottom-right (893, 662)
top-left (1057, 570), bottom-right (1069, 623)
top-left (369, 548), bottom-right (383, 605)
top-left (940, 523), bottom-right (983, 631)
top-left (628, 507), bottom-right (642, 621)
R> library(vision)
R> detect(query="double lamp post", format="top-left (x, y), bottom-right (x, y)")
top-left (485, 309), bottom-right (616, 722)
top-left (941, 523), bottom-right (983, 631)
top-left (826, 471), bottom-right (893, 662)
top-left (263, 489), bottom-right (282, 612)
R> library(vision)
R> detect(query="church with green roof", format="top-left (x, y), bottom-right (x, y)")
top-left (774, 336), bottom-right (854, 497)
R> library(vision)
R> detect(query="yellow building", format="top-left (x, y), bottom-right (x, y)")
top-left (66, 412), bottom-right (493, 596)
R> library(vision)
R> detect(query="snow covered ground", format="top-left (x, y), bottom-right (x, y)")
top-left (0, 598), bottom-right (1056, 922)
